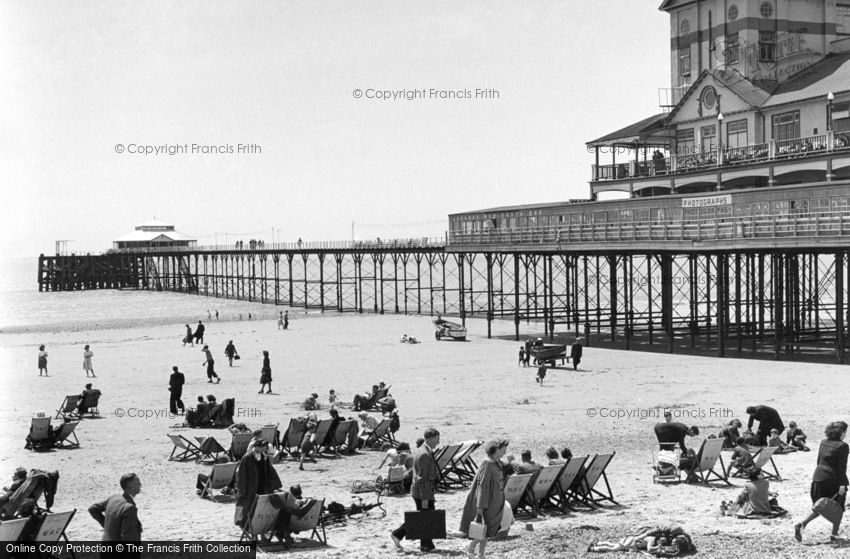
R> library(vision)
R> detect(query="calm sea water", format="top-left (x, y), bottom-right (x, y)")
top-left (0, 257), bottom-right (284, 333)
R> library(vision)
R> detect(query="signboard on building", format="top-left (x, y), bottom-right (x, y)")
top-left (682, 194), bottom-right (732, 208)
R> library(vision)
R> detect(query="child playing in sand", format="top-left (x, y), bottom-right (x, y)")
top-left (785, 421), bottom-right (811, 451)
top-left (768, 428), bottom-right (797, 454)
top-left (518, 347), bottom-right (525, 367)
top-left (536, 366), bottom-right (547, 385)
top-left (328, 389), bottom-right (338, 406)
top-left (730, 437), bottom-right (755, 475)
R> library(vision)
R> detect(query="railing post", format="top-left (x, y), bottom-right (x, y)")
top-left (768, 139), bottom-right (776, 159)
top-left (827, 130), bottom-right (835, 152)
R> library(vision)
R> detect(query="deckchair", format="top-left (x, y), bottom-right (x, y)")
top-left (504, 474), bottom-right (533, 513)
top-left (168, 434), bottom-right (201, 461)
top-left (287, 498), bottom-right (327, 546)
top-left (229, 432), bottom-right (253, 461)
top-left (34, 509), bottom-right (76, 552)
top-left (198, 462), bottom-right (238, 500)
top-left (549, 455), bottom-right (588, 512)
top-left (55, 395), bottom-right (82, 420)
top-left (280, 419), bottom-right (307, 454)
top-left (0, 470), bottom-right (58, 519)
top-left (78, 391), bottom-right (101, 418)
top-left (521, 464), bottom-right (566, 516)
top-left (368, 419), bottom-right (396, 448)
top-left (382, 466), bottom-right (408, 495)
top-left (688, 438), bottom-right (730, 486)
top-left (445, 441), bottom-right (481, 485)
top-left (195, 436), bottom-right (227, 463)
top-left (259, 423), bottom-right (279, 449)
top-left (728, 446), bottom-right (782, 480)
top-left (323, 420), bottom-right (357, 454)
top-left (362, 386), bottom-right (391, 411)
top-left (239, 495), bottom-right (279, 547)
top-left (311, 420), bottom-right (334, 455)
top-left (577, 453), bottom-right (619, 507)
top-left (652, 448), bottom-right (681, 484)
top-left (433, 444), bottom-right (464, 491)
top-left (53, 421), bottom-right (80, 449)
top-left (0, 517), bottom-right (29, 542)
top-left (26, 417), bottom-right (53, 451)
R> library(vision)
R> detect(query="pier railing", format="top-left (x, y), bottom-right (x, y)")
top-left (450, 210), bottom-right (850, 245)
top-left (106, 237), bottom-right (447, 255)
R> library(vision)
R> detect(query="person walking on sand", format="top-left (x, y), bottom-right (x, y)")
top-left (278, 311), bottom-right (284, 330)
top-left (207, 309), bottom-right (211, 320)
top-left (215, 309), bottom-right (219, 320)
top-left (259, 350), bottom-right (273, 394)
top-left (83, 345), bottom-right (95, 377)
top-left (38, 345), bottom-right (48, 376)
top-left (283, 311), bottom-right (289, 330)
top-left (391, 427), bottom-right (440, 553)
top-left (193, 321), bottom-right (206, 345)
top-left (795, 421), bottom-right (849, 543)
top-left (168, 366), bottom-right (185, 415)
top-left (202, 345), bottom-right (220, 384)
top-left (570, 337), bottom-right (583, 370)
top-left (459, 438), bottom-right (509, 559)
top-left (183, 324), bottom-right (193, 347)
top-left (88, 473), bottom-right (143, 547)
top-left (224, 340), bottom-right (238, 367)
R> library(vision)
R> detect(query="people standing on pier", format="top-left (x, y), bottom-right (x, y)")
top-left (193, 321), bottom-right (206, 345)
top-left (283, 311), bottom-right (289, 330)
top-left (38, 345), bottom-right (48, 376)
top-left (169, 366), bottom-right (185, 415)
top-left (224, 340), bottom-right (238, 367)
top-left (83, 345), bottom-right (95, 377)
top-left (202, 345), bottom-right (220, 384)
top-left (259, 350), bottom-right (273, 394)
top-left (183, 324), bottom-right (193, 346)
top-left (570, 337), bottom-right (583, 371)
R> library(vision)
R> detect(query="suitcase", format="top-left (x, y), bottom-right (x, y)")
top-left (404, 509), bottom-right (446, 540)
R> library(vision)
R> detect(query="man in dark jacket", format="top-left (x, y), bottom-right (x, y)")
top-left (168, 366), bottom-right (185, 415)
top-left (89, 473), bottom-right (143, 551)
top-left (746, 405), bottom-right (784, 446)
top-left (570, 337), bottom-right (584, 370)
top-left (391, 428), bottom-right (440, 552)
top-left (193, 321), bottom-right (205, 344)
top-left (653, 421), bottom-right (699, 453)
top-left (234, 439), bottom-right (282, 528)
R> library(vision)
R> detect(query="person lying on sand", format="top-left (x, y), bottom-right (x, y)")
top-left (587, 525), bottom-right (694, 555)
top-left (768, 428), bottom-right (797, 454)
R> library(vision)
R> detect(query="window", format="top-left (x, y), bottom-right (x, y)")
top-left (680, 19), bottom-right (690, 35)
top-left (759, 32), bottom-right (775, 61)
top-left (679, 47), bottom-right (691, 77)
top-left (700, 124), bottom-right (717, 153)
top-left (728, 5), bottom-right (739, 20)
top-left (725, 33), bottom-right (740, 64)
top-left (727, 119), bottom-right (748, 148)
top-left (772, 111), bottom-right (800, 141)
top-left (760, 2), bottom-right (773, 18)
top-left (676, 128), bottom-right (695, 157)
top-left (833, 102), bottom-right (850, 132)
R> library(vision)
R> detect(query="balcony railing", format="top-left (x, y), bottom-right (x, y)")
top-left (101, 237), bottom-right (447, 255)
top-left (592, 131), bottom-right (850, 182)
top-left (450, 210), bottom-right (850, 246)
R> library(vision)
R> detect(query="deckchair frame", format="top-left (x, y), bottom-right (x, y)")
top-left (516, 464), bottom-right (565, 517)
top-left (168, 434), bottom-right (201, 461)
top-left (577, 453), bottom-right (619, 507)
top-left (548, 455), bottom-right (588, 513)
top-left (727, 446), bottom-right (782, 480)
top-left (280, 419), bottom-right (306, 454)
top-left (433, 444), bottom-right (464, 491)
top-left (0, 517), bottom-right (29, 542)
top-left (34, 509), bottom-right (77, 558)
top-left (239, 495), bottom-right (279, 546)
top-left (55, 395), bottom-right (82, 420)
top-left (195, 436), bottom-right (227, 463)
top-left (323, 420), bottom-right (357, 454)
top-left (504, 474), bottom-right (533, 512)
top-left (54, 421), bottom-right (80, 449)
top-left (229, 432), bottom-right (253, 461)
top-left (198, 462), bottom-right (238, 500)
top-left (27, 417), bottom-right (54, 451)
top-left (287, 498), bottom-right (327, 546)
top-left (690, 438), bottom-right (730, 486)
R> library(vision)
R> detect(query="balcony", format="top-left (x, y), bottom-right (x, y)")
top-left (591, 131), bottom-right (850, 183)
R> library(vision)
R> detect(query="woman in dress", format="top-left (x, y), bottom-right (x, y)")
top-left (795, 421), bottom-right (849, 543)
top-left (83, 345), bottom-right (95, 377)
top-left (259, 350), bottom-right (272, 394)
top-left (459, 438), bottom-right (509, 559)
top-left (38, 345), bottom-right (48, 376)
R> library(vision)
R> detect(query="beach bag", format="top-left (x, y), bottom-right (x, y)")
top-left (499, 500), bottom-right (514, 532)
top-left (813, 494), bottom-right (844, 524)
top-left (234, 354), bottom-right (240, 360)
top-left (468, 520), bottom-right (487, 541)
top-left (404, 509), bottom-right (446, 540)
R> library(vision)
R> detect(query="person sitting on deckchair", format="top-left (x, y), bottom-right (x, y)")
top-left (730, 437), bottom-right (755, 476)
top-left (768, 428), bottom-right (797, 454)
top-left (515, 450), bottom-right (543, 479)
top-left (357, 412), bottom-right (379, 448)
top-left (546, 447), bottom-right (566, 465)
top-left (379, 395), bottom-right (397, 414)
top-left (0, 467), bottom-right (27, 509)
top-left (786, 421), bottom-right (811, 452)
top-left (353, 385), bottom-right (379, 411)
top-left (298, 414), bottom-right (319, 471)
top-left (77, 383), bottom-right (101, 415)
top-left (268, 485), bottom-right (315, 547)
top-left (234, 439), bottom-right (282, 529)
top-left (388, 409), bottom-right (400, 435)
top-left (719, 419), bottom-right (742, 449)
top-left (653, 421), bottom-right (699, 452)
top-left (303, 393), bottom-right (320, 411)
top-left (730, 467), bottom-right (771, 516)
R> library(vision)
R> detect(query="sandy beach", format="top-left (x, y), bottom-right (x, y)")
top-left (1, 311), bottom-right (849, 558)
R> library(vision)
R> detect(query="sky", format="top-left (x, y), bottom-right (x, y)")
top-left (0, 1), bottom-right (670, 257)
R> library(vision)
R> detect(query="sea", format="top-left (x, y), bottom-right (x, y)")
top-left (0, 257), bottom-right (285, 334)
